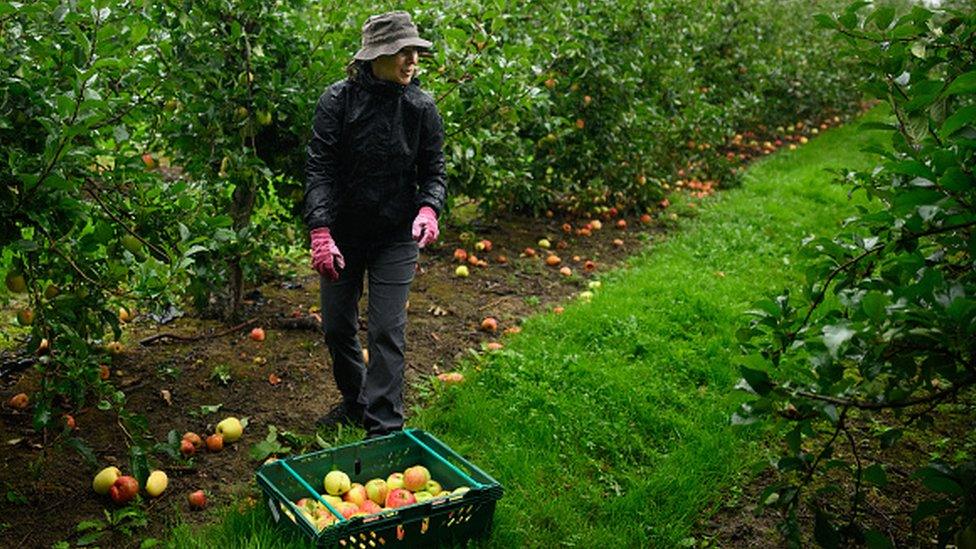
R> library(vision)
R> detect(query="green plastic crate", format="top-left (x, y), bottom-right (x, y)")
top-left (256, 428), bottom-right (503, 547)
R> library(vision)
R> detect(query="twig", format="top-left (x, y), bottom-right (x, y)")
top-left (138, 318), bottom-right (258, 346)
top-left (117, 416), bottom-right (135, 446)
top-left (84, 182), bottom-right (171, 263)
top-left (792, 373), bottom-right (976, 411)
top-left (844, 425), bottom-right (863, 535)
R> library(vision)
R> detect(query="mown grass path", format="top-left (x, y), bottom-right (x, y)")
top-left (169, 108), bottom-right (889, 547)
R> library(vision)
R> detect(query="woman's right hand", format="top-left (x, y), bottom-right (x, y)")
top-left (310, 227), bottom-right (345, 281)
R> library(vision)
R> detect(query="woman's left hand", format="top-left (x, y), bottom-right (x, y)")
top-left (411, 206), bottom-right (439, 248)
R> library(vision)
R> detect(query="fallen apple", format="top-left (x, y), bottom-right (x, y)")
top-left (63, 414), bottom-right (76, 430)
top-left (92, 466), bottom-right (122, 495)
top-left (453, 248), bottom-right (468, 262)
top-left (206, 433), bottom-right (224, 452)
top-left (183, 432), bottom-right (203, 449)
top-left (589, 219), bottom-right (602, 230)
top-left (118, 307), bottom-right (132, 323)
top-left (480, 317), bottom-right (498, 332)
top-left (583, 260), bottom-right (597, 272)
top-left (99, 364), bottom-right (111, 380)
top-left (109, 475), bottom-right (140, 504)
top-left (7, 393), bottom-right (28, 410)
top-left (612, 238), bottom-right (624, 247)
top-left (216, 417), bottom-right (243, 442)
top-left (145, 470), bottom-right (168, 498)
top-left (324, 470), bottom-right (351, 496)
top-left (616, 219), bottom-right (627, 229)
top-left (188, 490), bottom-right (207, 509)
top-left (537, 238), bottom-right (551, 249)
top-left (522, 247), bottom-right (536, 257)
top-left (455, 265), bottom-right (469, 278)
top-left (544, 255), bottom-right (561, 266)
top-left (640, 213), bottom-right (652, 224)
top-left (180, 438), bottom-right (196, 456)
top-left (559, 266), bottom-right (572, 277)
top-left (249, 327), bottom-right (265, 342)
top-left (486, 342), bottom-right (504, 351)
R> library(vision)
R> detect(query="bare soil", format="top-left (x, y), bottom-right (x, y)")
top-left (0, 210), bottom-right (663, 548)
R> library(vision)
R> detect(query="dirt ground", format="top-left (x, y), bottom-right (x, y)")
top-left (0, 208), bottom-right (665, 548)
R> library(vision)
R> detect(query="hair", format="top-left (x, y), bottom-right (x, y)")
top-left (345, 59), bottom-right (370, 79)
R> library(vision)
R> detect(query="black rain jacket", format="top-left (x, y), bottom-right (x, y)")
top-left (303, 64), bottom-right (447, 241)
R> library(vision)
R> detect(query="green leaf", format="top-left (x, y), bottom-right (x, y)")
top-left (130, 445), bottom-right (150, 488)
top-left (76, 519), bottom-right (105, 532)
top-left (861, 291), bottom-right (888, 323)
top-left (76, 530), bottom-right (106, 546)
top-left (863, 463), bottom-right (888, 487)
top-left (814, 507), bottom-right (841, 549)
top-left (912, 499), bottom-right (951, 525)
top-left (945, 71), bottom-right (976, 97)
top-left (64, 437), bottom-right (98, 468)
top-left (941, 105), bottom-right (976, 138)
top-left (921, 475), bottom-right (963, 496)
top-left (864, 529), bottom-right (894, 549)
top-left (740, 366), bottom-right (773, 396)
top-left (859, 121), bottom-right (897, 132)
top-left (870, 6), bottom-right (895, 29)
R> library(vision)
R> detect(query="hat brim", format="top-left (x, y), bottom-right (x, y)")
top-left (354, 37), bottom-right (433, 61)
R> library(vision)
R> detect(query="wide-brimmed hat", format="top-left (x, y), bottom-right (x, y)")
top-left (354, 11), bottom-right (432, 61)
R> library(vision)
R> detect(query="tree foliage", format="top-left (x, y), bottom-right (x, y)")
top-left (734, 2), bottom-right (976, 546)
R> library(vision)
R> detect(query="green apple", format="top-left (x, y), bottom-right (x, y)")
top-left (323, 470), bottom-right (350, 496)
top-left (451, 486), bottom-right (470, 496)
top-left (413, 490), bottom-right (433, 503)
top-left (365, 478), bottom-right (388, 505)
top-left (455, 265), bottom-right (469, 278)
top-left (386, 472), bottom-right (404, 491)
top-left (5, 271), bottom-right (27, 293)
top-left (92, 466), bottom-right (122, 495)
top-left (121, 234), bottom-right (142, 255)
top-left (215, 417), bottom-right (243, 442)
top-left (424, 480), bottom-right (442, 496)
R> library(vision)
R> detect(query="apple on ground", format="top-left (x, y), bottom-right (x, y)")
top-left (206, 433), bottom-right (224, 452)
top-left (480, 317), bottom-right (498, 332)
top-left (92, 466), bottom-right (122, 495)
top-left (146, 470), bottom-right (168, 497)
top-left (63, 414), bottom-right (76, 430)
top-left (385, 488), bottom-right (416, 509)
top-left (110, 476), bottom-right (140, 504)
top-left (188, 490), bottom-right (207, 509)
top-left (180, 438), bottom-right (196, 456)
top-left (183, 432), bottom-right (203, 449)
top-left (365, 478), bottom-right (389, 506)
top-left (8, 393), bottom-right (28, 410)
top-left (454, 265), bottom-right (469, 278)
top-left (403, 465), bottom-right (431, 492)
top-left (216, 417), bottom-right (243, 442)
top-left (324, 470), bottom-right (351, 496)
top-left (249, 327), bottom-right (265, 342)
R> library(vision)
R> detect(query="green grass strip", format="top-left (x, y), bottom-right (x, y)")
top-left (167, 108), bottom-right (889, 547)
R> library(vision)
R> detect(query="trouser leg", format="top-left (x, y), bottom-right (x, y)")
top-left (320, 245), bottom-right (367, 412)
top-left (362, 240), bottom-right (418, 436)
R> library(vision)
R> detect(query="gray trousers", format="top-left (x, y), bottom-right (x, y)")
top-left (320, 237), bottom-right (418, 437)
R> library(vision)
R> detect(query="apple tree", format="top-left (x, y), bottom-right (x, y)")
top-left (733, 2), bottom-right (976, 546)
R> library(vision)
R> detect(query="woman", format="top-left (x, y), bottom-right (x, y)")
top-left (303, 11), bottom-right (446, 438)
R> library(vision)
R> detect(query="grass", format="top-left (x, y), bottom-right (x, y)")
top-left (166, 107), bottom-right (890, 547)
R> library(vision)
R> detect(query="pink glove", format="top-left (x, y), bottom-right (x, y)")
top-left (412, 206), bottom-right (439, 249)
top-left (310, 227), bottom-right (345, 281)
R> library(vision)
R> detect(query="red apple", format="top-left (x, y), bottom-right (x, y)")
top-left (183, 432), bottom-right (203, 449)
top-left (365, 478), bottom-right (389, 506)
top-left (249, 327), bottom-right (265, 342)
top-left (385, 488), bottom-right (416, 509)
top-left (109, 475), bottom-right (139, 504)
top-left (188, 490), bottom-right (207, 509)
top-left (63, 414), bottom-right (76, 430)
top-left (453, 248), bottom-right (468, 262)
top-left (180, 438), bottom-right (196, 456)
top-left (359, 500), bottom-right (382, 515)
top-left (403, 465), bottom-right (431, 492)
top-left (480, 317), bottom-right (498, 332)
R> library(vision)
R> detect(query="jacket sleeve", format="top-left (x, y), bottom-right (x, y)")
top-left (415, 101), bottom-right (447, 214)
top-left (303, 85), bottom-right (344, 230)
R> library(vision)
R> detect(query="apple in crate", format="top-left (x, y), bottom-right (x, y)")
top-left (359, 500), bottom-right (382, 515)
top-left (403, 465), bottom-right (430, 492)
top-left (385, 488), bottom-right (416, 509)
top-left (365, 478), bottom-right (389, 506)
top-left (386, 472), bottom-right (404, 491)
top-left (343, 483), bottom-right (368, 506)
top-left (425, 480), bottom-right (443, 496)
top-left (324, 470), bottom-right (351, 496)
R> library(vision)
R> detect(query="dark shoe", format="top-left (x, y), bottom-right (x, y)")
top-left (316, 402), bottom-right (363, 428)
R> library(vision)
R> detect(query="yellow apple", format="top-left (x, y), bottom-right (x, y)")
top-left (92, 466), bottom-right (122, 495)
top-left (215, 417), bottom-right (243, 442)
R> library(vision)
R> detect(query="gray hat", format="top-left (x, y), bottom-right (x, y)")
top-left (354, 11), bottom-right (432, 61)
